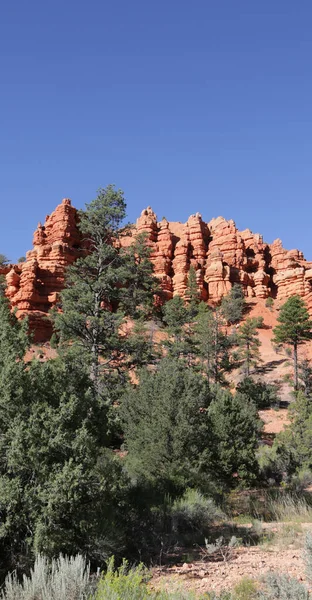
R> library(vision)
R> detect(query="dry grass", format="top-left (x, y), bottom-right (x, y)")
top-left (267, 495), bottom-right (312, 523)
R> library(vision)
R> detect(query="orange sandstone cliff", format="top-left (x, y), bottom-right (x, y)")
top-left (5, 200), bottom-right (312, 341)
top-left (5, 199), bottom-right (81, 341)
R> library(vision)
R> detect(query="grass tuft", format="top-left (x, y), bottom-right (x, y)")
top-left (268, 495), bottom-right (312, 523)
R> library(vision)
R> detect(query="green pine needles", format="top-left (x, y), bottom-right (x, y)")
top-left (273, 295), bottom-right (312, 389)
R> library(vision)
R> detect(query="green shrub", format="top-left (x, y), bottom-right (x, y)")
top-left (232, 577), bottom-right (258, 599)
top-left (209, 387), bottom-right (262, 487)
top-left (290, 470), bottom-right (312, 493)
top-left (49, 332), bottom-right (59, 349)
top-left (1, 554), bottom-right (212, 600)
top-left (95, 558), bottom-right (202, 600)
top-left (221, 284), bottom-right (245, 325)
top-left (257, 445), bottom-right (284, 485)
top-left (203, 535), bottom-right (239, 562)
top-left (171, 488), bottom-right (224, 537)
top-left (95, 557), bottom-right (150, 600)
top-left (0, 554), bottom-right (93, 600)
top-left (237, 378), bottom-right (280, 409)
top-left (259, 572), bottom-right (309, 599)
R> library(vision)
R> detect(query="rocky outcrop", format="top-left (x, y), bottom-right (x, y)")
top-left (270, 240), bottom-right (312, 312)
top-left (5, 199), bottom-right (81, 341)
top-left (5, 200), bottom-right (312, 340)
top-left (130, 208), bottom-right (312, 309)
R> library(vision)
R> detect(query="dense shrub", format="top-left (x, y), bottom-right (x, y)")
top-left (95, 558), bottom-right (204, 600)
top-left (0, 554), bottom-right (93, 600)
top-left (257, 445), bottom-right (284, 485)
top-left (221, 284), bottom-right (245, 325)
top-left (237, 378), bottom-right (280, 409)
top-left (209, 387), bottom-right (262, 487)
top-left (232, 577), bottom-right (258, 600)
top-left (121, 358), bottom-right (212, 492)
top-left (258, 572), bottom-right (309, 599)
top-left (265, 297), bottom-right (274, 310)
top-left (290, 469), bottom-right (312, 493)
top-left (95, 558), bottom-right (150, 600)
top-left (272, 392), bottom-right (312, 480)
top-left (171, 488), bottom-right (224, 540)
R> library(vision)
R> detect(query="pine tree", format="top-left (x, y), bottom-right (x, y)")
top-left (299, 359), bottom-right (312, 399)
top-left (0, 276), bottom-right (5, 296)
top-left (194, 303), bottom-right (233, 386)
top-left (120, 358), bottom-right (212, 494)
top-left (236, 377), bottom-right (280, 409)
top-left (185, 265), bottom-right (200, 319)
top-left (0, 351), bottom-right (126, 570)
top-left (193, 302), bottom-right (215, 385)
top-left (126, 317), bottom-right (160, 369)
top-left (209, 387), bottom-right (262, 487)
top-left (54, 186), bottom-right (126, 388)
top-left (0, 254), bottom-right (10, 267)
top-left (272, 296), bottom-right (312, 390)
top-left (0, 296), bottom-right (29, 412)
top-left (162, 295), bottom-right (192, 359)
top-left (118, 232), bottom-right (159, 320)
top-left (0, 256), bottom-right (9, 296)
top-left (54, 186), bottom-right (157, 389)
top-left (221, 283), bottom-right (245, 325)
top-left (162, 295), bottom-right (188, 336)
top-left (273, 391), bottom-right (312, 478)
top-left (237, 317), bottom-right (262, 376)
top-left (0, 298), bottom-right (130, 573)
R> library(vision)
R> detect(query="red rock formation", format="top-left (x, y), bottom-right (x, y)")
top-left (270, 241), bottom-right (312, 312)
top-left (187, 213), bottom-right (209, 301)
top-left (136, 206), bottom-right (158, 243)
top-left (5, 200), bottom-right (312, 340)
top-left (134, 210), bottom-right (312, 310)
top-left (152, 218), bottom-right (174, 300)
top-left (205, 248), bottom-right (231, 302)
top-left (6, 199), bottom-right (81, 341)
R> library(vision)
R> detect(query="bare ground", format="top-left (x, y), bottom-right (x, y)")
top-left (151, 523), bottom-right (312, 596)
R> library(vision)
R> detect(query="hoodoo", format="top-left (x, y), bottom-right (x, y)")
top-left (5, 199), bottom-right (81, 341)
top-left (4, 199), bottom-right (312, 341)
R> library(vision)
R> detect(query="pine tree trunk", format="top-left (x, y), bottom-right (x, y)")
top-left (206, 350), bottom-right (211, 390)
top-left (90, 291), bottom-right (101, 391)
top-left (294, 342), bottom-right (298, 390)
top-left (213, 319), bottom-right (219, 384)
top-left (246, 341), bottom-right (250, 377)
top-left (90, 349), bottom-right (99, 392)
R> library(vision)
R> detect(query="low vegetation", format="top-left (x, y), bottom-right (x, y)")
top-left (1, 537), bottom-right (312, 599)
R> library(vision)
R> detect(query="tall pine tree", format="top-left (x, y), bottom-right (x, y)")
top-left (194, 303), bottom-right (233, 386)
top-left (55, 186), bottom-right (157, 390)
top-left (273, 296), bottom-right (312, 390)
top-left (221, 283), bottom-right (245, 325)
top-left (237, 317), bottom-right (262, 376)
top-left (121, 358), bottom-right (212, 494)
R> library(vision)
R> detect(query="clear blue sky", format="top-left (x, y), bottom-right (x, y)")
top-left (1, 1), bottom-right (312, 262)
